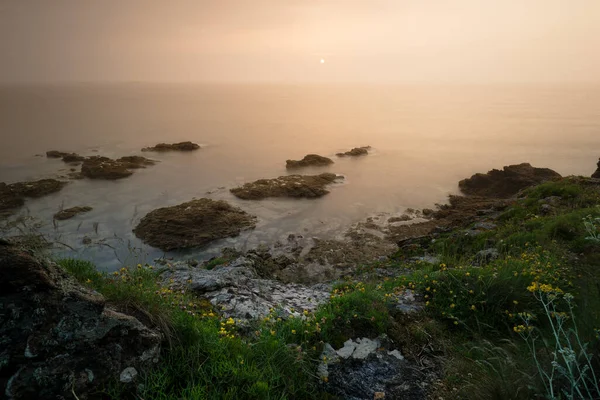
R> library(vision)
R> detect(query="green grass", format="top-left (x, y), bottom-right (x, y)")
top-left (55, 177), bottom-right (600, 400)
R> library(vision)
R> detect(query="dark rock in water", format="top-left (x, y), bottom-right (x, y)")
top-left (230, 173), bottom-right (343, 200)
top-left (46, 151), bottom-right (85, 163)
top-left (46, 150), bottom-right (69, 158)
top-left (458, 163), bottom-right (562, 198)
top-left (336, 146), bottom-right (371, 157)
top-left (81, 156), bottom-right (134, 179)
top-left (141, 141), bottom-right (200, 152)
top-left (388, 215), bottom-right (411, 223)
top-left (53, 206), bottom-right (93, 220)
top-left (286, 154), bottom-right (334, 169)
top-left (1, 179), bottom-right (68, 216)
top-left (0, 242), bottom-right (161, 399)
top-left (133, 198), bottom-right (257, 251)
top-left (80, 155), bottom-right (155, 180)
top-left (592, 158), bottom-right (600, 179)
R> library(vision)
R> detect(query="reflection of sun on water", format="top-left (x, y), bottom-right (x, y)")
top-left (320, 58), bottom-right (325, 64)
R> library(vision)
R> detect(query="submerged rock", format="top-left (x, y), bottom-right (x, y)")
top-left (53, 206), bottom-right (93, 220)
top-left (80, 155), bottom-right (155, 180)
top-left (230, 173), bottom-right (343, 200)
top-left (1, 179), bottom-right (68, 216)
top-left (458, 163), bottom-right (561, 198)
top-left (0, 242), bottom-right (161, 399)
top-left (336, 146), bottom-right (371, 157)
top-left (286, 154), bottom-right (334, 169)
top-left (141, 141), bottom-right (200, 152)
top-left (592, 158), bottom-right (600, 179)
top-left (161, 260), bottom-right (331, 321)
top-left (133, 198), bottom-right (257, 251)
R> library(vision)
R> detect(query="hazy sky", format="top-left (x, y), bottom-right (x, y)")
top-left (1, 0), bottom-right (599, 83)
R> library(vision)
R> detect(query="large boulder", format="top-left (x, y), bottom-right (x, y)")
top-left (0, 242), bottom-right (161, 399)
top-left (458, 163), bottom-right (561, 198)
top-left (133, 198), bottom-right (257, 251)
top-left (286, 154), bottom-right (334, 169)
top-left (141, 142), bottom-right (200, 152)
top-left (230, 173), bottom-right (343, 200)
top-left (592, 158), bottom-right (600, 179)
top-left (1, 179), bottom-right (67, 216)
top-left (336, 146), bottom-right (370, 157)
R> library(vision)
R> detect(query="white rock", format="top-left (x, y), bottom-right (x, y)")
top-left (336, 339), bottom-right (358, 359)
top-left (119, 367), bottom-right (138, 383)
top-left (352, 338), bottom-right (380, 360)
top-left (388, 349), bottom-right (404, 360)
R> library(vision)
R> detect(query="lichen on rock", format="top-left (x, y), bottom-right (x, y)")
top-left (0, 242), bottom-right (161, 399)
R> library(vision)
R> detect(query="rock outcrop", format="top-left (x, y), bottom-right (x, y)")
top-left (46, 151), bottom-right (86, 163)
top-left (0, 242), bottom-right (161, 399)
top-left (142, 141), bottom-right (200, 152)
top-left (133, 199), bottom-right (257, 251)
top-left (230, 173), bottom-right (343, 200)
top-left (336, 146), bottom-right (370, 157)
top-left (286, 154), bottom-right (334, 169)
top-left (1, 179), bottom-right (68, 216)
top-left (161, 259), bottom-right (331, 321)
top-left (53, 206), bottom-right (93, 220)
top-left (80, 156), bottom-right (155, 180)
top-left (592, 158), bottom-right (600, 179)
top-left (458, 163), bottom-right (561, 198)
top-left (319, 336), bottom-right (429, 400)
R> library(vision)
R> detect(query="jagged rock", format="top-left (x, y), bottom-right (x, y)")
top-left (592, 158), bottom-right (600, 179)
top-left (458, 163), bottom-right (561, 198)
top-left (0, 243), bottom-right (161, 399)
top-left (46, 151), bottom-right (85, 163)
top-left (540, 204), bottom-right (553, 215)
top-left (133, 199), bottom-right (257, 251)
top-left (319, 337), bottom-right (427, 400)
top-left (286, 154), bottom-right (334, 169)
top-left (53, 206), bottom-right (93, 220)
top-left (161, 261), bottom-right (331, 321)
top-left (336, 146), bottom-right (371, 157)
top-left (141, 141), bottom-right (200, 152)
top-left (230, 173), bottom-right (343, 200)
top-left (46, 150), bottom-right (70, 158)
top-left (1, 179), bottom-right (68, 216)
top-left (116, 156), bottom-right (156, 169)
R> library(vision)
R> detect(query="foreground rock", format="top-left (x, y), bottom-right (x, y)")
top-left (286, 154), bottom-right (334, 169)
top-left (80, 156), bottom-right (155, 180)
top-left (0, 179), bottom-right (67, 216)
top-left (336, 146), bottom-right (370, 157)
top-left (319, 337), bottom-right (430, 399)
top-left (142, 141), bottom-right (200, 152)
top-left (458, 163), bottom-right (561, 198)
top-left (230, 173), bottom-right (343, 200)
top-left (0, 242), bottom-right (161, 399)
top-left (133, 199), bottom-right (257, 251)
top-left (593, 158), bottom-right (600, 179)
top-left (162, 259), bottom-right (330, 321)
top-left (53, 206), bottom-right (93, 220)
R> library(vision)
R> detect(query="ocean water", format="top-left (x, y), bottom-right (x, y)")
top-left (1, 83), bottom-right (599, 269)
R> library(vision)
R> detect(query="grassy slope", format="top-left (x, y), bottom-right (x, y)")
top-left (59, 177), bottom-right (600, 400)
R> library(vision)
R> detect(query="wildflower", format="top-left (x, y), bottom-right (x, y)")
top-left (291, 330), bottom-right (296, 334)
top-left (465, 272), bottom-right (470, 277)
top-left (303, 310), bottom-right (309, 316)
top-left (85, 279), bottom-right (92, 284)
top-left (450, 303), bottom-right (455, 308)
top-left (425, 301), bottom-right (430, 306)
top-left (513, 300), bottom-right (518, 305)
top-left (469, 290), bottom-right (474, 294)
top-left (454, 321), bottom-right (458, 325)
top-left (240, 360), bottom-right (244, 365)
top-left (470, 305), bottom-right (476, 311)
top-left (270, 330), bottom-right (276, 336)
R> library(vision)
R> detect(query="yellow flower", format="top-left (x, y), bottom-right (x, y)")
top-left (85, 279), bottom-right (92, 284)
top-left (425, 301), bottom-right (430, 306)
top-left (240, 360), bottom-right (244, 365)
top-left (450, 303), bottom-right (455, 308)
top-left (465, 272), bottom-right (470, 277)
top-left (513, 300), bottom-right (519, 305)
top-left (454, 321), bottom-right (458, 325)
top-left (469, 290), bottom-right (474, 294)
top-left (270, 330), bottom-right (276, 335)
top-left (303, 310), bottom-right (309, 316)
top-left (291, 330), bottom-right (296, 334)
top-left (470, 305), bottom-right (476, 311)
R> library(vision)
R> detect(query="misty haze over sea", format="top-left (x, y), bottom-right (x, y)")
top-left (0, 83), bottom-right (599, 268)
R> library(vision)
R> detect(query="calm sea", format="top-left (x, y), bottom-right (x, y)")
top-left (1, 84), bottom-right (599, 268)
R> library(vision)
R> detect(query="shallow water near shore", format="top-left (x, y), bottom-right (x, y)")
top-left (1, 83), bottom-right (599, 269)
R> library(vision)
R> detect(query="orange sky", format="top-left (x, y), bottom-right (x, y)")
top-left (1, 0), bottom-right (599, 83)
